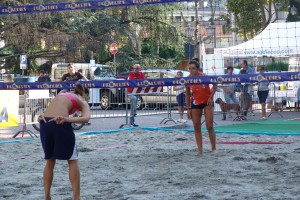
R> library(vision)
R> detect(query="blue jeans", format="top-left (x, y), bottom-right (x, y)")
top-left (129, 95), bottom-right (137, 124)
top-left (224, 93), bottom-right (239, 104)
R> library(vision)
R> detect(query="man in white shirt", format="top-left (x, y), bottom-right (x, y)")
top-left (221, 66), bottom-right (240, 120)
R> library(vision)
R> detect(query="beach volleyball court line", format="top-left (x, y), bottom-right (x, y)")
top-left (173, 141), bottom-right (293, 145)
top-left (2, 120), bottom-right (299, 146)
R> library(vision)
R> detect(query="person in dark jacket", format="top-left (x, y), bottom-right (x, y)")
top-left (38, 70), bottom-right (51, 82)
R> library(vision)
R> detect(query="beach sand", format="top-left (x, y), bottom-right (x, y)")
top-left (1, 129), bottom-right (300, 200)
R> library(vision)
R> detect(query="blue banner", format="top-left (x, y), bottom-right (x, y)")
top-left (0, 72), bottom-right (299, 90)
top-left (0, 0), bottom-right (193, 15)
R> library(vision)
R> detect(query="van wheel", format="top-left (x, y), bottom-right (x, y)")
top-left (100, 91), bottom-right (110, 110)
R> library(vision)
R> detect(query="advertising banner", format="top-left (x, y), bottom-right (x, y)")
top-left (0, 91), bottom-right (19, 127)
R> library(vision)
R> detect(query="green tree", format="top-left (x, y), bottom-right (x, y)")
top-left (227, 0), bottom-right (289, 41)
top-left (0, 1), bottom-right (186, 74)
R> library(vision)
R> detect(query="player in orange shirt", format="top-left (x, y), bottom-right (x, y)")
top-left (185, 60), bottom-right (217, 154)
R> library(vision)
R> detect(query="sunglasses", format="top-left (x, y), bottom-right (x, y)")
top-left (133, 68), bottom-right (140, 70)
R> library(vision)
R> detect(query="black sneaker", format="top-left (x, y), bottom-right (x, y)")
top-left (130, 123), bottom-right (139, 127)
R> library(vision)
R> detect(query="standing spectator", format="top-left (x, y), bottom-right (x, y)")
top-left (61, 64), bottom-right (88, 82)
top-left (239, 69), bottom-right (251, 120)
top-left (60, 64), bottom-right (89, 94)
top-left (240, 60), bottom-right (253, 74)
top-left (77, 69), bottom-right (88, 82)
top-left (4, 74), bottom-right (13, 83)
top-left (297, 87), bottom-right (300, 111)
top-left (37, 70), bottom-right (51, 108)
top-left (127, 64), bottom-right (145, 127)
top-left (257, 66), bottom-right (269, 120)
top-left (221, 66), bottom-right (241, 120)
top-left (38, 70), bottom-right (51, 82)
top-left (240, 60), bottom-right (255, 116)
top-left (173, 71), bottom-right (186, 123)
top-left (185, 60), bottom-right (217, 154)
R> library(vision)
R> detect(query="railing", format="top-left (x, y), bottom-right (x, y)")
top-left (6, 81), bottom-right (300, 138)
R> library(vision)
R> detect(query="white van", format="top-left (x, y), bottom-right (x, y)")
top-left (51, 63), bottom-right (124, 109)
top-left (51, 63), bottom-right (115, 81)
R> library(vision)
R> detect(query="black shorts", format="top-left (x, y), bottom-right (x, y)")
top-left (257, 90), bottom-right (269, 103)
top-left (191, 103), bottom-right (209, 109)
top-left (40, 117), bottom-right (78, 160)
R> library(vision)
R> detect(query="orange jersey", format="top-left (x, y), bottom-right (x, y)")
top-left (188, 73), bottom-right (211, 105)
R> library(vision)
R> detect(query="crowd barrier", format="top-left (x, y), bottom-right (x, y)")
top-left (9, 86), bottom-right (181, 137)
top-left (8, 85), bottom-right (300, 127)
top-left (18, 82), bottom-right (298, 127)
top-left (213, 82), bottom-right (300, 120)
top-left (1, 72), bottom-right (300, 138)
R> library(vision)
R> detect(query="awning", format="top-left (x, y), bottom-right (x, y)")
top-left (214, 22), bottom-right (300, 57)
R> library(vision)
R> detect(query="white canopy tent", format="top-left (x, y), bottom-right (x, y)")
top-left (214, 22), bottom-right (300, 57)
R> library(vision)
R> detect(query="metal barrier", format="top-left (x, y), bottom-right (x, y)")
top-left (120, 86), bottom-right (177, 127)
top-left (14, 89), bottom-right (55, 138)
top-left (267, 82), bottom-right (290, 118)
top-left (212, 82), bottom-right (300, 121)
top-left (14, 86), bottom-right (177, 137)
top-left (12, 81), bottom-right (300, 138)
top-left (212, 84), bottom-right (268, 121)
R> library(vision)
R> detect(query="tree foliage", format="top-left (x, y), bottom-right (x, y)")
top-left (227, 0), bottom-right (289, 41)
top-left (0, 1), bottom-right (186, 74)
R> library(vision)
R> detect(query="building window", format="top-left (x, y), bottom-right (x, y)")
top-left (191, 16), bottom-right (195, 21)
top-left (175, 16), bottom-right (181, 22)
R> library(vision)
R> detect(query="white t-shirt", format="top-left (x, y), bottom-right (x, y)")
top-left (222, 83), bottom-right (236, 94)
top-left (174, 86), bottom-right (185, 96)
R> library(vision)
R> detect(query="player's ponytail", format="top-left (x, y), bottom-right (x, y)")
top-left (74, 83), bottom-right (89, 96)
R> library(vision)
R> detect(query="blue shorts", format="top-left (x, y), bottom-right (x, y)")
top-left (40, 117), bottom-right (78, 160)
top-left (224, 93), bottom-right (239, 104)
top-left (176, 93), bottom-right (185, 107)
top-left (258, 90), bottom-right (269, 103)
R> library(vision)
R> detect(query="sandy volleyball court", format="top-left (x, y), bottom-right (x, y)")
top-left (1, 129), bottom-right (300, 200)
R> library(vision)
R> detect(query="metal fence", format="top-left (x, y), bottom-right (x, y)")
top-left (18, 86), bottom-right (180, 127)
top-left (14, 82), bottom-right (300, 131)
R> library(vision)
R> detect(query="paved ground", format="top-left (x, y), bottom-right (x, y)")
top-left (1, 109), bottom-right (299, 141)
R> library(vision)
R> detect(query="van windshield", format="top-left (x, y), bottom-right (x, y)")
top-left (93, 66), bottom-right (115, 79)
